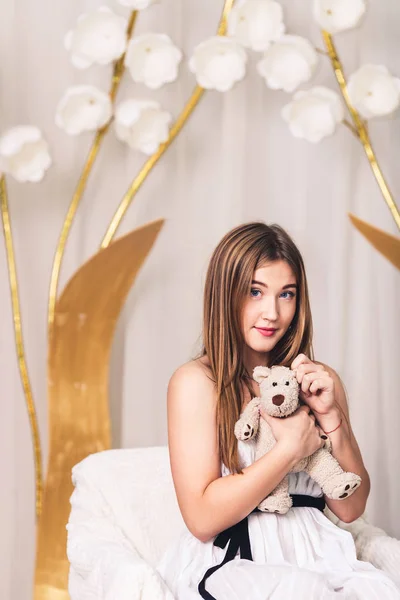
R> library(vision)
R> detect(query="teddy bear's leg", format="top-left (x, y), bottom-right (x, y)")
top-left (306, 449), bottom-right (362, 500)
top-left (234, 397), bottom-right (261, 441)
top-left (257, 477), bottom-right (292, 515)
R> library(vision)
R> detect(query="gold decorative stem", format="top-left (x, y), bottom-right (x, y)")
top-left (0, 175), bottom-right (43, 518)
top-left (100, 87), bottom-right (204, 247)
top-left (100, 0), bottom-right (235, 247)
top-left (322, 31), bottom-right (400, 231)
top-left (47, 10), bottom-right (138, 337)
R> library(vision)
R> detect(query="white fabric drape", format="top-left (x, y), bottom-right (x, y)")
top-left (0, 1), bottom-right (399, 598)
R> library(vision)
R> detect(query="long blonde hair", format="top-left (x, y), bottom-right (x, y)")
top-left (200, 222), bottom-right (314, 474)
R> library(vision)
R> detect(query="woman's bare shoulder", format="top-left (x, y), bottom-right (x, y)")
top-left (167, 357), bottom-right (216, 417)
top-left (169, 356), bottom-right (215, 390)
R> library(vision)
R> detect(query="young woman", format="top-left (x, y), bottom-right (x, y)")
top-left (157, 222), bottom-right (400, 599)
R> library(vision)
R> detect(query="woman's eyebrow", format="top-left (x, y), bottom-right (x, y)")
top-left (251, 280), bottom-right (298, 290)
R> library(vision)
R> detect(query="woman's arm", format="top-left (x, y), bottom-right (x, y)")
top-left (291, 354), bottom-right (370, 523)
top-left (316, 364), bottom-right (370, 524)
top-left (167, 362), bottom-right (321, 543)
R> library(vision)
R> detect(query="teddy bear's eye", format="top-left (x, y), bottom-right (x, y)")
top-left (272, 382), bottom-right (278, 387)
top-left (285, 381), bottom-right (290, 386)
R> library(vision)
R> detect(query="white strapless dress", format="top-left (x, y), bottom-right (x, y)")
top-left (157, 440), bottom-right (400, 599)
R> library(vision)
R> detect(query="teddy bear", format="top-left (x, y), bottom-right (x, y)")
top-left (234, 365), bottom-right (362, 514)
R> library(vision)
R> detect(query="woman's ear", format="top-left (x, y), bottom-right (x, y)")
top-left (253, 366), bottom-right (271, 383)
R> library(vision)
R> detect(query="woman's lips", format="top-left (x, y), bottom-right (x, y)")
top-left (254, 327), bottom-right (277, 337)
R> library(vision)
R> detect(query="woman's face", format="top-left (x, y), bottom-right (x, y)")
top-left (241, 260), bottom-right (297, 368)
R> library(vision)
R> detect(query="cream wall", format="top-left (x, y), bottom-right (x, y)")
top-left (0, 1), bottom-right (399, 598)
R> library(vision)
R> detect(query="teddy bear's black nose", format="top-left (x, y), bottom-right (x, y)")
top-left (272, 394), bottom-right (284, 406)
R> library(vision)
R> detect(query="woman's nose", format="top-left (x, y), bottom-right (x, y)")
top-left (262, 298), bottom-right (278, 321)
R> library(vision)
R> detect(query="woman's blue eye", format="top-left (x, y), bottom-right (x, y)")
top-left (250, 288), bottom-right (261, 298)
top-left (280, 291), bottom-right (295, 299)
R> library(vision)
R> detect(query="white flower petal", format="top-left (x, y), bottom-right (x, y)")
top-left (65, 8), bottom-right (128, 69)
top-left (228, 0), bottom-right (285, 52)
top-left (282, 86), bottom-right (343, 143)
top-left (313, 0), bottom-right (366, 34)
top-left (27, 170), bottom-right (46, 183)
top-left (257, 35), bottom-right (318, 93)
top-left (0, 126), bottom-right (42, 156)
top-left (117, 0), bottom-right (159, 8)
top-left (189, 36), bottom-right (247, 92)
top-left (0, 127), bottom-right (51, 182)
top-left (70, 54), bottom-right (93, 69)
top-left (114, 98), bottom-right (172, 154)
top-left (125, 34), bottom-right (182, 89)
top-left (348, 64), bottom-right (400, 119)
top-left (56, 85), bottom-right (113, 135)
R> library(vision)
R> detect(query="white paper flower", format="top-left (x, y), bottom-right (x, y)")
top-left (55, 86), bottom-right (113, 135)
top-left (313, 0), bottom-right (366, 34)
top-left (347, 64), bottom-right (400, 119)
top-left (124, 34), bottom-right (182, 89)
top-left (282, 86), bottom-right (344, 143)
top-left (65, 7), bottom-right (128, 68)
top-left (189, 36), bottom-right (247, 92)
top-left (117, 0), bottom-right (158, 8)
top-left (257, 35), bottom-right (318, 93)
top-left (228, 0), bottom-right (285, 52)
top-left (0, 126), bottom-right (51, 182)
top-left (114, 99), bottom-right (172, 154)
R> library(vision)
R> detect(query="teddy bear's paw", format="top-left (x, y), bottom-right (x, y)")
top-left (234, 421), bottom-right (256, 441)
top-left (323, 472), bottom-right (362, 500)
top-left (258, 495), bottom-right (291, 515)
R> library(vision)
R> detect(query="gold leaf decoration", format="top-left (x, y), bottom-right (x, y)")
top-left (34, 219), bottom-right (164, 600)
top-left (349, 213), bottom-right (400, 270)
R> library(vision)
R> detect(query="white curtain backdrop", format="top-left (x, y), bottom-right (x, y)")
top-left (1, 1), bottom-right (399, 598)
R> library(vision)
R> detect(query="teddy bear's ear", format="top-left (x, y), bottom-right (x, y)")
top-left (253, 366), bottom-right (271, 384)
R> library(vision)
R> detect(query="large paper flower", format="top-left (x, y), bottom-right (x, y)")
top-left (227, 0), bottom-right (285, 52)
top-left (124, 34), bottom-right (182, 89)
top-left (65, 7), bottom-right (128, 68)
top-left (257, 35), bottom-right (318, 93)
top-left (282, 86), bottom-right (344, 143)
top-left (117, 0), bottom-right (158, 8)
top-left (0, 126), bottom-right (51, 182)
top-left (114, 99), bottom-right (172, 154)
top-left (55, 86), bottom-right (113, 135)
top-left (313, 0), bottom-right (366, 34)
top-left (189, 36), bottom-right (247, 92)
top-left (347, 64), bottom-right (400, 119)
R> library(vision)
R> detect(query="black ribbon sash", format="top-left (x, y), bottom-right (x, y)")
top-left (198, 494), bottom-right (326, 600)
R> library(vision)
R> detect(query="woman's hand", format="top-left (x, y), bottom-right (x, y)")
top-left (260, 404), bottom-right (325, 463)
top-left (291, 354), bottom-right (336, 417)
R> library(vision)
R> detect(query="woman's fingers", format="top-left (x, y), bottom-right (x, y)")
top-left (300, 371), bottom-right (330, 395)
top-left (297, 363), bottom-right (324, 377)
top-left (308, 377), bottom-right (333, 397)
top-left (291, 353), bottom-right (311, 371)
